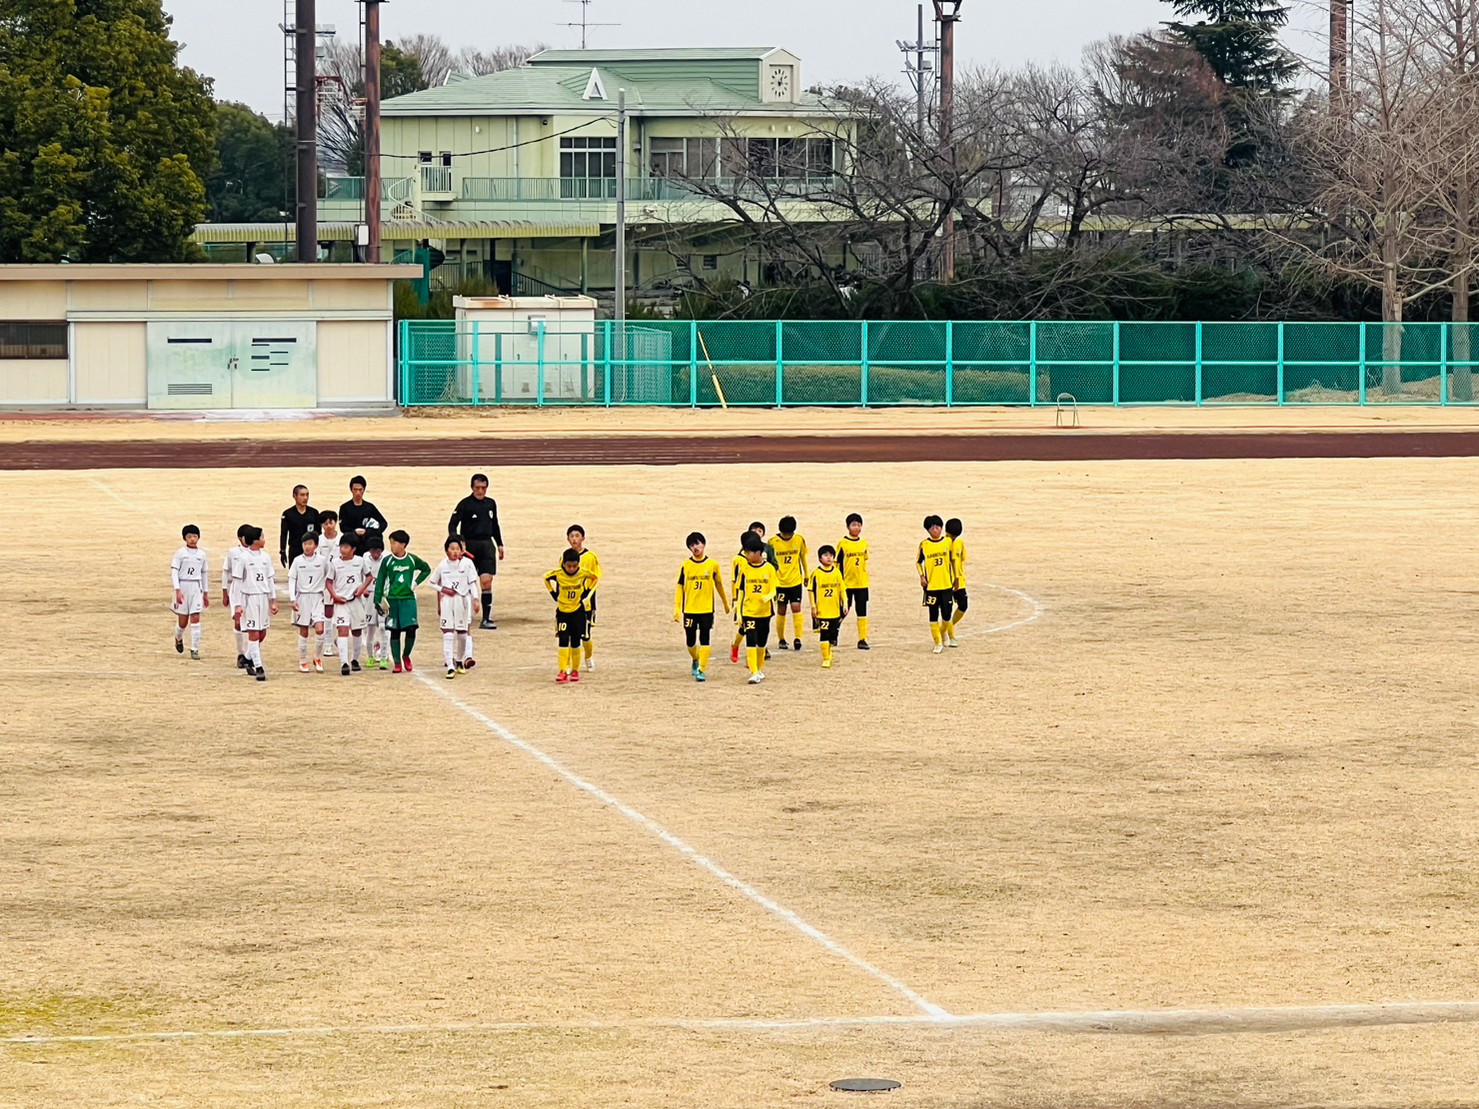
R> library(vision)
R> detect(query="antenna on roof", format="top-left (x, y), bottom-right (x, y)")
top-left (561, 0), bottom-right (619, 49)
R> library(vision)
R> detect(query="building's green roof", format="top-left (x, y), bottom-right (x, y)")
top-left (529, 47), bottom-right (785, 65)
top-left (382, 64), bottom-right (836, 117)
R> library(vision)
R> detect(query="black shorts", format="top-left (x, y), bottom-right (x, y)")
top-left (683, 611), bottom-right (715, 646)
top-left (556, 608), bottom-right (588, 647)
top-left (814, 616), bottom-right (840, 644)
top-left (846, 588), bottom-right (869, 617)
top-left (953, 589), bottom-right (968, 612)
top-left (465, 539), bottom-right (498, 577)
top-left (777, 584), bottom-right (804, 606)
top-left (923, 589), bottom-right (955, 623)
top-left (741, 614), bottom-right (772, 649)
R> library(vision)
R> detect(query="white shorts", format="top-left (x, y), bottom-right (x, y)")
top-left (438, 595), bottom-right (472, 633)
top-left (172, 583), bottom-right (205, 616)
top-left (292, 593), bottom-right (326, 628)
top-left (240, 594), bottom-right (272, 632)
top-left (334, 597), bottom-right (368, 631)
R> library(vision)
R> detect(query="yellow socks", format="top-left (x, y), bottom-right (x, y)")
top-left (558, 646), bottom-right (571, 672)
top-left (858, 617), bottom-right (869, 640)
top-left (747, 646), bottom-right (761, 674)
top-left (732, 629), bottom-right (743, 649)
top-left (584, 641), bottom-right (594, 662)
top-left (951, 611), bottom-right (965, 630)
top-left (698, 646), bottom-right (711, 671)
top-left (821, 642), bottom-right (833, 666)
top-left (930, 623), bottom-right (943, 646)
top-left (687, 645), bottom-right (699, 662)
top-left (793, 612), bottom-right (805, 639)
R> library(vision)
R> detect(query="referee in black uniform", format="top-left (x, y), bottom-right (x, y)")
top-left (448, 472), bottom-right (505, 629)
top-left (279, 484), bottom-right (322, 566)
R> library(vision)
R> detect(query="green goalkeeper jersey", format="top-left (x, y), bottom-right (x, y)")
top-left (374, 552), bottom-right (431, 603)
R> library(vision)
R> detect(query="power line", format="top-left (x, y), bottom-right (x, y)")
top-left (377, 117), bottom-right (616, 160)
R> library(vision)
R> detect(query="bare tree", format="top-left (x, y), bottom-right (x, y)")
top-left (394, 33), bottom-right (456, 89)
top-left (457, 43), bottom-right (548, 76)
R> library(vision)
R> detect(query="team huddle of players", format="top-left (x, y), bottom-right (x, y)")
top-left (168, 476), bottom-right (970, 686)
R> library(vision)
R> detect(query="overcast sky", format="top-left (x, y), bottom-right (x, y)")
top-left (167, 0), bottom-right (1333, 121)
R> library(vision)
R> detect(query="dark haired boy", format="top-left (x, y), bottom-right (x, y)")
top-left (566, 524), bottom-right (602, 672)
top-left (237, 526), bottom-right (279, 680)
top-left (544, 547), bottom-right (596, 684)
top-left (917, 514), bottom-right (954, 654)
top-left (448, 472), bottom-right (504, 630)
top-left (836, 512), bottom-right (871, 649)
top-left (735, 531), bottom-right (779, 685)
top-left (374, 530), bottom-right (431, 673)
top-left (771, 515), bottom-right (809, 652)
top-left (945, 517), bottom-right (968, 648)
top-left (223, 524), bottom-right (252, 668)
top-left (339, 475), bottom-right (387, 539)
top-left (279, 484), bottom-right (321, 567)
top-left (171, 525), bottom-right (209, 660)
top-left (674, 531), bottom-right (729, 682)
top-left (807, 544), bottom-right (848, 669)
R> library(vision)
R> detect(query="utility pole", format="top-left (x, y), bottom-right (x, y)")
top-left (295, 0), bottom-right (318, 262)
top-left (897, 4), bottom-right (937, 135)
top-left (363, 0), bottom-right (384, 264)
top-left (615, 87), bottom-right (627, 322)
top-left (933, 0), bottom-right (962, 283)
top-left (1330, 0), bottom-right (1351, 107)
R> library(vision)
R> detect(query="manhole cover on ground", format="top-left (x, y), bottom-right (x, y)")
top-left (830, 1078), bottom-right (902, 1093)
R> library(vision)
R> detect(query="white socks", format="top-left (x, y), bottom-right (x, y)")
top-left (351, 634), bottom-right (363, 662)
top-left (174, 626), bottom-right (184, 644)
top-left (236, 629), bottom-right (247, 656)
top-left (190, 624), bottom-right (201, 651)
top-left (337, 636), bottom-right (350, 665)
top-left (249, 640), bottom-right (263, 667)
top-left (298, 637), bottom-right (308, 661)
top-left (462, 631), bottom-right (474, 661)
top-left (443, 632), bottom-right (457, 668)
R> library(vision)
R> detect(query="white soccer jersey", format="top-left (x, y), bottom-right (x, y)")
top-left (172, 546), bottom-right (209, 592)
top-left (288, 551), bottom-right (329, 601)
top-left (363, 551), bottom-right (385, 623)
top-left (224, 544), bottom-right (248, 602)
top-left (327, 553), bottom-right (367, 603)
top-left (240, 549), bottom-right (277, 597)
top-left (430, 556), bottom-right (478, 631)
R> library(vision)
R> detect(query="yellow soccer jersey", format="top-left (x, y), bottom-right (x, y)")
top-left (577, 548), bottom-right (601, 587)
top-left (807, 565), bottom-right (847, 619)
top-left (770, 533), bottom-right (808, 588)
top-left (918, 536), bottom-right (954, 590)
top-left (735, 560), bottom-right (779, 619)
top-left (951, 537), bottom-right (967, 589)
top-left (836, 535), bottom-right (870, 589)
top-left (544, 567), bottom-right (595, 613)
top-left (676, 556), bottom-right (723, 615)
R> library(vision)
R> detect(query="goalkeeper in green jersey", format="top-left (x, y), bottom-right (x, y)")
top-left (374, 529), bottom-right (431, 673)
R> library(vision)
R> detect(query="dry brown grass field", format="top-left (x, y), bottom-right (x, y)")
top-left (3, 456), bottom-right (1479, 1107)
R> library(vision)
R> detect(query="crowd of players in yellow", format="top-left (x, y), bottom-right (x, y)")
top-left (549, 513), bottom-right (969, 686)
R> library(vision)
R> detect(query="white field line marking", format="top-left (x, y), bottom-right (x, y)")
top-left (414, 673), bottom-right (949, 1019)
top-left (87, 477), bottom-right (170, 532)
top-left (9, 1001), bottom-right (1479, 1046)
top-left (952, 583), bottom-right (1045, 641)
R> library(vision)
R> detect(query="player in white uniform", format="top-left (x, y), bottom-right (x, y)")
top-left (316, 512), bottom-right (342, 660)
top-left (288, 534), bottom-right (330, 673)
top-left (429, 537), bottom-right (480, 679)
top-left (362, 535), bottom-right (388, 669)
top-left (171, 524), bottom-right (209, 660)
top-left (236, 526), bottom-right (279, 681)
top-left (222, 524), bottom-right (251, 669)
top-left (327, 534), bottom-right (370, 676)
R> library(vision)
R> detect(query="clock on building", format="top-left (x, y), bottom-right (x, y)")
top-left (768, 65), bottom-right (793, 100)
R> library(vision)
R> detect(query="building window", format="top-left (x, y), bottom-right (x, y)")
top-left (560, 136), bottom-right (618, 198)
top-left (650, 137), bottom-right (720, 179)
top-left (0, 321), bottom-right (66, 359)
top-left (702, 255), bottom-right (718, 271)
top-left (734, 138), bottom-right (835, 180)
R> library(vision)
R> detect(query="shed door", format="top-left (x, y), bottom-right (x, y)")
top-left (147, 321), bottom-right (317, 410)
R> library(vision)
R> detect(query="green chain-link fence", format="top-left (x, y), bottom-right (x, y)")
top-left (399, 319), bottom-right (1479, 406)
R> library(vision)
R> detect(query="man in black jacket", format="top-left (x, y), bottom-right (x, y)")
top-left (339, 476), bottom-right (388, 541)
top-left (448, 472), bottom-right (505, 629)
top-left (279, 484), bottom-right (322, 567)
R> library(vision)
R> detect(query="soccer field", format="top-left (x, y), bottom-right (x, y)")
top-left (4, 455), bottom-right (1479, 1107)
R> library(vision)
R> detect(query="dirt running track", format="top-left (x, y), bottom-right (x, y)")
top-left (6, 429), bottom-right (1479, 469)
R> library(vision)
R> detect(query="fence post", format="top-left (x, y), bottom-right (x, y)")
top-left (945, 319), bottom-right (955, 407)
top-left (1276, 321), bottom-right (1285, 405)
top-left (397, 319), bottom-right (408, 404)
top-left (775, 320), bottom-right (784, 408)
top-left (1194, 320), bottom-right (1204, 406)
top-left (1112, 321), bottom-right (1121, 406)
top-left (536, 324), bottom-right (546, 407)
top-left (860, 319), bottom-right (870, 407)
top-left (1358, 324), bottom-right (1368, 405)
top-left (689, 320), bottom-right (699, 407)
top-left (602, 320), bottom-right (612, 407)
top-left (471, 320), bottom-right (481, 407)
top-left (1029, 320), bottom-right (1038, 406)
top-left (494, 331), bottom-right (504, 405)
top-left (1441, 323), bottom-right (1450, 406)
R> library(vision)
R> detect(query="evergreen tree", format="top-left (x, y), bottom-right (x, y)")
top-left (0, 0), bottom-right (215, 262)
top-left (1163, 0), bottom-right (1297, 93)
top-left (208, 103), bottom-right (292, 223)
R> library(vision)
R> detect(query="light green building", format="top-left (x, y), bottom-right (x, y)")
top-left (318, 46), bottom-right (855, 298)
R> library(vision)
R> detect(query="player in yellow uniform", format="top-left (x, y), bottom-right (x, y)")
top-left (566, 525), bottom-right (601, 671)
top-left (735, 531), bottom-right (779, 684)
top-left (730, 522), bottom-right (776, 664)
top-left (917, 514), bottom-right (955, 654)
top-left (674, 531), bottom-right (730, 682)
top-left (807, 545), bottom-right (849, 669)
top-left (543, 548), bottom-right (597, 683)
top-left (836, 512), bottom-right (871, 650)
top-left (945, 517), bottom-right (967, 648)
top-left (770, 516), bottom-right (809, 652)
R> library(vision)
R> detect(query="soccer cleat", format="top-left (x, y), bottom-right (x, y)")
top-left (244, 663), bottom-right (256, 677)
top-left (695, 670), bottom-right (707, 682)
top-left (341, 663), bottom-right (351, 676)
top-left (463, 658), bottom-right (476, 670)
top-left (236, 654), bottom-right (248, 669)
top-left (256, 668), bottom-right (267, 682)
top-left (479, 618), bottom-right (495, 631)
top-left (456, 664), bottom-right (466, 675)
top-left (584, 658), bottom-right (595, 672)
top-left (692, 660), bottom-right (700, 676)
top-left (748, 671), bottom-right (765, 685)
top-left (793, 639), bottom-right (802, 652)
top-left (404, 658), bottom-right (415, 673)
top-left (392, 663), bottom-right (404, 674)
top-left (175, 638), bottom-right (184, 654)
top-left (189, 650), bottom-right (200, 661)
top-left (312, 658), bottom-right (324, 673)
top-left (822, 659), bottom-right (833, 669)
top-left (299, 662), bottom-right (311, 674)
top-left (947, 635), bottom-right (959, 648)
top-left (731, 645), bottom-right (740, 664)
top-left (778, 639), bottom-right (789, 650)
top-left (351, 659), bottom-right (362, 672)
top-left (556, 671), bottom-right (569, 683)
top-left (569, 671), bottom-right (581, 683)
top-left (857, 640), bottom-right (871, 650)
top-left (446, 667), bottom-right (457, 680)
top-left (932, 643), bottom-right (945, 655)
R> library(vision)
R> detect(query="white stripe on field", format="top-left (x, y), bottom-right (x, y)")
top-left (414, 673), bottom-right (948, 1019)
top-left (952, 583), bottom-right (1046, 640)
top-left (9, 1000), bottom-right (1479, 1046)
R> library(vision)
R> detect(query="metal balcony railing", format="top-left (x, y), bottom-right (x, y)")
top-left (419, 164), bottom-right (454, 195)
top-left (321, 177), bottom-right (414, 202)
